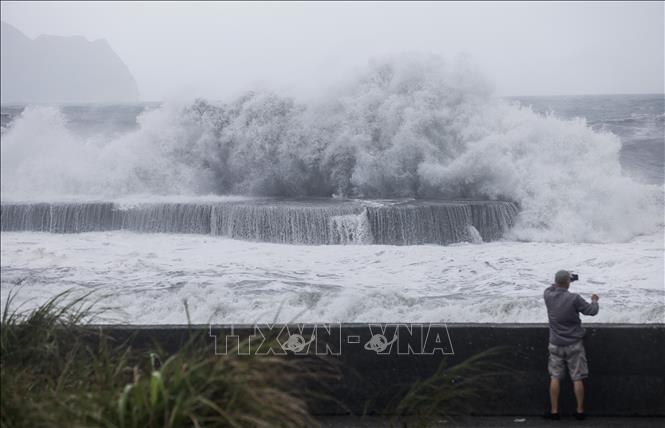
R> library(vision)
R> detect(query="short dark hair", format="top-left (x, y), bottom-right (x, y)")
top-left (555, 270), bottom-right (571, 285)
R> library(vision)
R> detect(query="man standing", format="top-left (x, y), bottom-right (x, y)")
top-left (544, 270), bottom-right (599, 420)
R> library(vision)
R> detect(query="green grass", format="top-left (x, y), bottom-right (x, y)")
top-left (389, 346), bottom-right (515, 427)
top-left (1, 290), bottom-right (515, 427)
top-left (1, 290), bottom-right (321, 428)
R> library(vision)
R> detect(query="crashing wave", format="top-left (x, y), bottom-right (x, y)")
top-left (1, 54), bottom-right (661, 242)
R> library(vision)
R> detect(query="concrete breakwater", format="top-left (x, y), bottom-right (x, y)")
top-left (0, 199), bottom-right (518, 245)
top-left (89, 323), bottom-right (665, 416)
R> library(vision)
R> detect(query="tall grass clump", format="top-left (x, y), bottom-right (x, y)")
top-left (388, 346), bottom-right (516, 427)
top-left (0, 290), bottom-right (324, 428)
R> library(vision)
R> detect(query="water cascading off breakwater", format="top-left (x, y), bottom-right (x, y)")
top-left (0, 199), bottom-right (518, 245)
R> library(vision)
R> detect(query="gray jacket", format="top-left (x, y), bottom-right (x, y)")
top-left (544, 285), bottom-right (599, 346)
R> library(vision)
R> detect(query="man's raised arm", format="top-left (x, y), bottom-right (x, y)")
top-left (576, 294), bottom-right (599, 316)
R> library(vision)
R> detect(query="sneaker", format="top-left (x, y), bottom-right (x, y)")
top-left (574, 412), bottom-right (586, 420)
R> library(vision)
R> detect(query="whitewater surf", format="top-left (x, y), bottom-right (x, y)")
top-left (1, 56), bottom-right (663, 324)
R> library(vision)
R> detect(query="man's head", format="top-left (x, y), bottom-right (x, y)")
top-left (555, 270), bottom-right (571, 288)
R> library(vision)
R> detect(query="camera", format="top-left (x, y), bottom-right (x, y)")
top-left (570, 273), bottom-right (579, 282)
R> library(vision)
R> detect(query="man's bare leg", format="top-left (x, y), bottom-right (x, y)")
top-left (550, 377), bottom-right (560, 414)
top-left (574, 380), bottom-right (585, 413)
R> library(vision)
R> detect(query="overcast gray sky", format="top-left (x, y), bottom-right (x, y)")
top-left (2, 1), bottom-right (663, 101)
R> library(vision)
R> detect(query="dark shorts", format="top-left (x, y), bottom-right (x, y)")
top-left (548, 341), bottom-right (588, 381)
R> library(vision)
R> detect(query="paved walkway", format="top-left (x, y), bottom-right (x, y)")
top-left (318, 416), bottom-right (665, 427)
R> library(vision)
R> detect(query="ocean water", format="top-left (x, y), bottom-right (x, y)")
top-left (1, 231), bottom-right (662, 324)
top-left (513, 94), bottom-right (664, 185)
top-left (1, 58), bottom-right (663, 323)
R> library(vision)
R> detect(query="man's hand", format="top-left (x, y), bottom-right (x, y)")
top-left (591, 294), bottom-right (599, 302)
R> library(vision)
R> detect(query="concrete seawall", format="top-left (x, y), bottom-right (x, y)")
top-left (92, 323), bottom-right (665, 416)
top-left (0, 200), bottom-right (518, 245)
